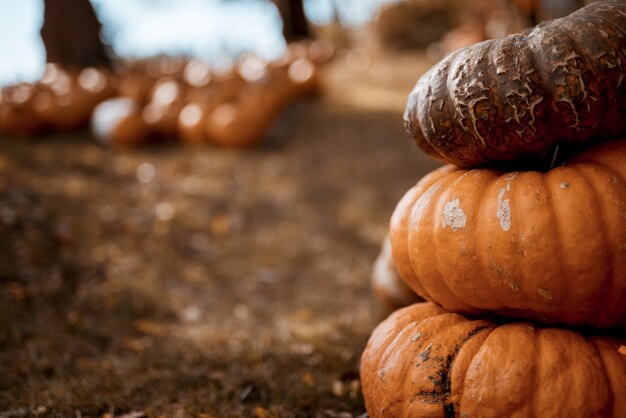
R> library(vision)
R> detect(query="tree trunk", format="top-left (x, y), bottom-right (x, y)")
top-left (273, 0), bottom-right (311, 42)
top-left (40, 0), bottom-right (111, 69)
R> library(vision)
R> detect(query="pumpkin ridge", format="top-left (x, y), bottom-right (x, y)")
top-left (372, 318), bottom-right (424, 418)
top-left (590, 336), bottom-right (626, 417)
top-left (409, 171), bottom-right (466, 305)
top-left (432, 171), bottom-right (482, 310)
top-left (489, 37), bottom-right (528, 158)
top-left (503, 171), bottom-right (525, 309)
top-left (394, 185), bottom-right (429, 298)
top-left (410, 319), bottom-right (493, 418)
top-left (462, 323), bottom-right (540, 417)
top-left (442, 323), bottom-right (494, 417)
top-left (567, 162), bottom-right (619, 327)
top-left (445, 169), bottom-right (502, 310)
top-left (399, 312), bottom-right (468, 417)
top-left (540, 171), bottom-right (568, 321)
top-left (516, 36), bottom-right (548, 155)
top-left (587, 337), bottom-right (615, 417)
top-left (391, 184), bottom-right (428, 297)
top-left (528, 326), bottom-right (540, 418)
top-left (420, 68), bottom-right (450, 162)
top-left (526, 30), bottom-right (563, 151)
top-left (388, 320), bottom-right (424, 417)
top-left (391, 165), bottom-right (458, 300)
top-left (475, 171), bottom-right (507, 310)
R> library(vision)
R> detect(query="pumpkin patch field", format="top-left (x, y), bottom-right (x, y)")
top-left (0, 53), bottom-right (439, 416)
top-left (1, 1), bottom-right (625, 417)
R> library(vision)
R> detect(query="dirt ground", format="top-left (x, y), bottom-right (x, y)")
top-left (0, 53), bottom-right (441, 417)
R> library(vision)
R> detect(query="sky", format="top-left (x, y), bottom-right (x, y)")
top-left (0, 0), bottom-right (393, 86)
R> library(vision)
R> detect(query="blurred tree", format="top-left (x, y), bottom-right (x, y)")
top-left (40, 0), bottom-right (111, 69)
top-left (273, 0), bottom-right (311, 41)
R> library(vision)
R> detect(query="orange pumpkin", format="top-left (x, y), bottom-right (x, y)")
top-left (361, 302), bottom-right (626, 418)
top-left (32, 64), bottom-right (114, 131)
top-left (142, 77), bottom-right (186, 138)
top-left (0, 83), bottom-right (46, 136)
top-left (205, 80), bottom-right (288, 148)
top-left (91, 97), bottom-right (148, 147)
top-left (114, 71), bottom-right (156, 103)
top-left (390, 139), bottom-right (626, 328)
top-left (76, 66), bottom-right (116, 106)
top-left (177, 101), bottom-right (212, 145)
top-left (286, 57), bottom-right (319, 98)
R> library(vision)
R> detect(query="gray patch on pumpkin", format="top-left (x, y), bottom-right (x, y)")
top-left (442, 199), bottom-right (467, 231)
top-left (497, 187), bottom-right (511, 232)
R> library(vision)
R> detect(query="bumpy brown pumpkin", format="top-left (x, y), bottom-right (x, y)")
top-left (361, 302), bottom-right (626, 418)
top-left (390, 139), bottom-right (626, 328)
top-left (404, 0), bottom-right (626, 167)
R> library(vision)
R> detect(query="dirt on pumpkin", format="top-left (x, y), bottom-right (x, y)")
top-left (0, 52), bottom-right (440, 417)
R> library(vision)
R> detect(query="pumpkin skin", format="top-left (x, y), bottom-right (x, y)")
top-left (390, 139), bottom-right (626, 328)
top-left (360, 302), bottom-right (626, 418)
top-left (404, 1), bottom-right (626, 167)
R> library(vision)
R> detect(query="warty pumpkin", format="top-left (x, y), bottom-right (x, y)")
top-left (390, 139), bottom-right (626, 328)
top-left (360, 302), bottom-right (626, 418)
top-left (404, 0), bottom-right (626, 167)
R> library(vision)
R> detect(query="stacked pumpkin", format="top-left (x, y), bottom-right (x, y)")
top-left (361, 2), bottom-right (626, 417)
top-left (0, 40), bottom-right (334, 149)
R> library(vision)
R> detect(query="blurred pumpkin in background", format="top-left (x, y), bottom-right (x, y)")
top-left (142, 77), bottom-right (187, 139)
top-left (206, 83), bottom-right (285, 148)
top-left (91, 97), bottom-right (148, 147)
top-left (0, 83), bottom-right (46, 136)
top-left (33, 64), bottom-right (115, 131)
top-left (114, 70), bottom-right (156, 104)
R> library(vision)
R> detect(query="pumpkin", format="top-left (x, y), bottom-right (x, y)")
top-left (76, 66), bottom-right (116, 106)
top-left (182, 59), bottom-right (212, 89)
top-left (390, 139), bottom-right (626, 328)
top-left (177, 102), bottom-right (210, 145)
top-left (91, 97), bottom-right (148, 146)
top-left (0, 83), bottom-right (46, 136)
top-left (372, 235), bottom-right (423, 310)
top-left (404, 1), bottom-right (626, 167)
top-left (205, 79), bottom-right (288, 148)
top-left (142, 77), bottom-right (186, 138)
top-left (361, 302), bottom-right (626, 418)
top-left (286, 57), bottom-right (319, 98)
top-left (114, 71), bottom-right (156, 103)
top-left (32, 64), bottom-right (115, 131)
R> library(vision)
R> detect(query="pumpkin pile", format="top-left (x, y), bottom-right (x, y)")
top-left (0, 40), bottom-right (334, 148)
top-left (361, 2), bottom-right (626, 417)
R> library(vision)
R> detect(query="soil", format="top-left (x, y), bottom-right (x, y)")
top-left (0, 53), bottom-right (439, 418)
